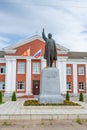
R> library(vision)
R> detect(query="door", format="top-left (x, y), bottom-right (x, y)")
top-left (33, 80), bottom-right (40, 95)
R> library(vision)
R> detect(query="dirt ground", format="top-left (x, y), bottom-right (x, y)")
top-left (0, 119), bottom-right (87, 130)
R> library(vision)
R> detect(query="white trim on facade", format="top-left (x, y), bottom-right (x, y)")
top-left (5, 58), bottom-right (13, 96)
top-left (26, 58), bottom-right (32, 95)
top-left (57, 57), bottom-right (67, 94)
top-left (73, 63), bottom-right (78, 95)
top-left (41, 58), bottom-right (46, 70)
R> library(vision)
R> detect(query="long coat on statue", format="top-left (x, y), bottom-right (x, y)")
top-left (42, 31), bottom-right (57, 65)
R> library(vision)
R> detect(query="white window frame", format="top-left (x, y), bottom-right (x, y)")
top-left (32, 62), bottom-right (40, 74)
top-left (66, 66), bottom-right (72, 75)
top-left (0, 66), bottom-right (6, 74)
top-left (66, 82), bottom-right (72, 91)
top-left (79, 82), bottom-right (84, 91)
top-left (78, 66), bottom-right (84, 75)
top-left (18, 62), bottom-right (25, 74)
top-left (17, 81), bottom-right (24, 91)
top-left (0, 82), bottom-right (5, 90)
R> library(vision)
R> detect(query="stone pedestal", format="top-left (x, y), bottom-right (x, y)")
top-left (39, 68), bottom-right (64, 103)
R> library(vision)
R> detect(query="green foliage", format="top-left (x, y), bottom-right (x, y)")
top-left (11, 91), bottom-right (17, 101)
top-left (2, 121), bottom-right (12, 126)
top-left (76, 117), bottom-right (82, 125)
top-left (64, 100), bottom-right (79, 106)
top-left (79, 92), bottom-right (84, 102)
top-left (24, 100), bottom-right (38, 106)
top-left (24, 99), bottom-right (79, 106)
top-left (65, 91), bottom-right (70, 101)
top-left (0, 91), bottom-right (2, 103)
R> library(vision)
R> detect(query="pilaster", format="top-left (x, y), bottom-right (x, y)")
top-left (73, 63), bottom-right (78, 94)
top-left (26, 58), bottom-right (32, 95)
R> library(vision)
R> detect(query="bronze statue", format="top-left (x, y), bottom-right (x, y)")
top-left (42, 28), bottom-right (57, 67)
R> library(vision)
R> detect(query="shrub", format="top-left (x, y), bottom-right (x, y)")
top-left (24, 100), bottom-right (39, 106)
top-left (0, 91), bottom-right (2, 103)
top-left (65, 91), bottom-right (70, 101)
top-left (11, 91), bottom-right (17, 101)
top-left (79, 92), bottom-right (84, 102)
top-left (64, 100), bottom-right (79, 106)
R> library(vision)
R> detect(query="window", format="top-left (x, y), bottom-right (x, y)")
top-left (79, 82), bottom-right (84, 90)
top-left (66, 67), bottom-right (71, 75)
top-left (18, 62), bottom-right (25, 74)
top-left (66, 82), bottom-right (72, 90)
top-left (32, 62), bottom-right (40, 74)
top-left (0, 82), bottom-right (5, 90)
top-left (17, 81), bottom-right (24, 90)
top-left (78, 67), bottom-right (84, 75)
top-left (0, 66), bottom-right (6, 74)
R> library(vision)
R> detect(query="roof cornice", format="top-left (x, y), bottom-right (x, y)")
top-left (3, 35), bottom-right (45, 51)
top-left (3, 35), bottom-right (69, 53)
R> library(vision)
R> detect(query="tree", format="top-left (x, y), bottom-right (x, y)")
top-left (79, 92), bottom-right (84, 102)
top-left (11, 91), bottom-right (17, 101)
top-left (65, 91), bottom-right (70, 101)
top-left (0, 91), bottom-right (2, 103)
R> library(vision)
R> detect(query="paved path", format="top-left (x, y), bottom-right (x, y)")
top-left (0, 100), bottom-right (87, 120)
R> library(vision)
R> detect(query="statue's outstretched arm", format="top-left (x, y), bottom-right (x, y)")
top-left (42, 28), bottom-right (47, 41)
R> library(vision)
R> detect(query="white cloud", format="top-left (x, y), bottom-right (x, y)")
top-left (0, 0), bottom-right (87, 51)
top-left (0, 36), bottom-right (11, 50)
top-left (0, 36), bottom-right (10, 42)
top-left (0, 41), bottom-right (9, 50)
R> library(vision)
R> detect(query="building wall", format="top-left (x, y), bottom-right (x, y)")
top-left (66, 60), bottom-right (87, 94)
top-left (0, 63), bottom-right (6, 81)
top-left (66, 64), bottom-right (73, 93)
top-left (16, 59), bottom-right (26, 93)
top-left (0, 37), bottom-right (87, 96)
top-left (0, 56), bottom-right (87, 96)
top-left (0, 62), bottom-right (6, 92)
top-left (77, 64), bottom-right (86, 93)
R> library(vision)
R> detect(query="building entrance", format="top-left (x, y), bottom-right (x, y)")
top-left (33, 80), bottom-right (40, 95)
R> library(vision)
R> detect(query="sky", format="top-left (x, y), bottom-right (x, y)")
top-left (0, 0), bottom-right (87, 52)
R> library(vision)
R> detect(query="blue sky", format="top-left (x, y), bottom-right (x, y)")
top-left (0, 0), bottom-right (87, 51)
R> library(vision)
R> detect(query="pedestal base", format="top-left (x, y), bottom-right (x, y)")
top-left (39, 95), bottom-right (64, 103)
top-left (38, 68), bottom-right (64, 103)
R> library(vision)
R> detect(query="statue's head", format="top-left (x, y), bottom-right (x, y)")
top-left (48, 33), bottom-right (52, 39)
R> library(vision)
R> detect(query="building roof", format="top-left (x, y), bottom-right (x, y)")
top-left (56, 43), bottom-right (69, 52)
top-left (68, 52), bottom-right (87, 59)
top-left (3, 35), bottom-right (69, 52)
top-left (0, 51), bottom-right (5, 58)
top-left (1, 35), bottom-right (87, 59)
top-left (3, 35), bottom-right (45, 51)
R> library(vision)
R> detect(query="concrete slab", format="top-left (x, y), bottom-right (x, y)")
top-left (0, 100), bottom-right (87, 120)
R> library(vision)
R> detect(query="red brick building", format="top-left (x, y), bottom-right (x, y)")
top-left (0, 35), bottom-right (87, 97)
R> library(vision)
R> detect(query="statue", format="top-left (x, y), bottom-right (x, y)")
top-left (42, 28), bottom-right (57, 67)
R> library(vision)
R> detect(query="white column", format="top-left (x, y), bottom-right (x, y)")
top-left (58, 60), bottom-right (66, 94)
top-left (5, 58), bottom-right (12, 96)
top-left (41, 58), bottom-right (46, 70)
top-left (26, 59), bottom-right (32, 95)
top-left (62, 61), bottom-right (67, 94)
top-left (86, 63), bottom-right (87, 94)
top-left (73, 63), bottom-right (78, 94)
top-left (11, 59), bottom-right (16, 92)
top-left (56, 59), bottom-right (58, 69)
